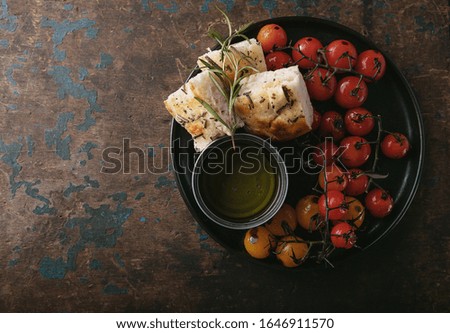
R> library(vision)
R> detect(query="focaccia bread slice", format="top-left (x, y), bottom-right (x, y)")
top-left (197, 38), bottom-right (267, 79)
top-left (164, 71), bottom-right (242, 151)
top-left (234, 66), bottom-right (313, 141)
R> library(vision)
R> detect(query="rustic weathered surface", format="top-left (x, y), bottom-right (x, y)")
top-left (0, 0), bottom-right (448, 312)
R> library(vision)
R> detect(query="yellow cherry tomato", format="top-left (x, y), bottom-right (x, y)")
top-left (295, 195), bottom-right (321, 232)
top-left (243, 226), bottom-right (275, 259)
top-left (265, 203), bottom-right (297, 236)
top-left (344, 196), bottom-right (365, 228)
top-left (275, 236), bottom-right (309, 268)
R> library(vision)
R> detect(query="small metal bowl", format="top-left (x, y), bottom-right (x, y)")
top-left (192, 133), bottom-right (288, 230)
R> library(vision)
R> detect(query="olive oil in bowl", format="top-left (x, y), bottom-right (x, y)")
top-left (192, 134), bottom-right (288, 230)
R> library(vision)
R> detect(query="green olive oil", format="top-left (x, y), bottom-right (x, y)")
top-left (199, 146), bottom-right (277, 220)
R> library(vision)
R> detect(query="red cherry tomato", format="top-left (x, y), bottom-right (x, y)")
top-left (344, 107), bottom-right (375, 136)
top-left (318, 190), bottom-right (347, 220)
top-left (339, 136), bottom-right (372, 168)
top-left (325, 39), bottom-right (358, 70)
top-left (305, 68), bottom-right (337, 101)
top-left (319, 110), bottom-right (346, 141)
top-left (365, 188), bottom-right (394, 218)
top-left (312, 141), bottom-right (339, 166)
top-left (331, 222), bottom-right (357, 249)
top-left (265, 51), bottom-right (292, 70)
top-left (292, 37), bottom-right (323, 69)
top-left (345, 168), bottom-right (369, 196)
top-left (318, 164), bottom-right (348, 192)
top-left (256, 24), bottom-right (288, 53)
top-left (335, 76), bottom-right (368, 109)
top-left (355, 49), bottom-right (386, 82)
top-left (311, 109), bottom-right (322, 131)
top-left (381, 133), bottom-right (410, 159)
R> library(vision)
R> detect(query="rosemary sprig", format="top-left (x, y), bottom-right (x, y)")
top-left (196, 7), bottom-right (258, 148)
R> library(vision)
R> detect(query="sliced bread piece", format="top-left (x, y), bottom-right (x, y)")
top-left (234, 66), bottom-right (313, 141)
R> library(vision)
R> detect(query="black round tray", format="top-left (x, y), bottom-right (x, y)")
top-left (170, 16), bottom-right (424, 269)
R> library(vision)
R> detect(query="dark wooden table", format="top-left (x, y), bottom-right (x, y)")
top-left (0, 0), bottom-right (448, 312)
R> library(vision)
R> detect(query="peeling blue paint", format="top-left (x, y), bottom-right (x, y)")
top-left (26, 135), bottom-right (34, 157)
top-left (8, 258), bottom-right (18, 267)
top-left (135, 192), bottom-right (145, 200)
top-left (85, 27), bottom-right (98, 39)
top-left (78, 67), bottom-right (88, 80)
top-left (155, 176), bottom-right (177, 189)
top-left (89, 259), bottom-right (102, 270)
top-left (139, 216), bottom-right (147, 223)
top-left (48, 66), bottom-right (104, 131)
top-left (79, 141), bottom-right (98, 160)
top-left (41, 17), bottom-right (97, 61)
top-left (59, 230), bottom-right (69, 245)
top-left (142, 0), bottom-right (179, 13)
top-left (17, 56), bottom-right (27, 62)
top-left (154, 217), bottom-right (161, 223)
top-left (248, 0), bottom-right (277, 16)
top-left (0, 138), bottom-right (55, 215)
top-left (123, 26), bottom-right (133, 33)
top-left (114, 253), bottom-right (125, 268)
top-left (63, 176), bottom-right (100, 198)
top-left (80, 160), bottom-right (86, 166)
top-left (6, 104), bottom-right (17, 110)
top-left (0, 0), bottom-right (18, 32)
top-left (95, 52), bottom-right (114, 69)
top-left (104, 283), bottom-right (128, 295)
top-left (13, 245), bottom-right (21, 252)
top-left (287, 0), bottom-right (317, 15)
top-left (35, 41), bottom-right (42, 48)
top-left (39, 256), bottom-right (67, 279)
top-left (6, 63), bottom-right (23, 86)
top-left (414, 15), bottom-right (435, 34)
top-left (40, 194), bottom-right (132, 279)
top-left (0, 39), bottom-right (8, 47)
top-left (63, 3), bottom-right (74, 11)
top-left (44, 112), bottom-right (74, 160)
top-left (196, 225), bottom-right (209, 241)
top-left (201, 0), bottom-right (235, 13)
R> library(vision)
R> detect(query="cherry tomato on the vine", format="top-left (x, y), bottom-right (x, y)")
top-left (311, 141), bottom-right (339, 166)
top-left (344, 196), bottom-right (365, 228)
top-left (318, 190), bottom-right (347, 220)
top-left (305, 68), bottom-right (337, 101)
top-left (276, 236), bottom-right (309, 267)
top-left (330, 222), bottom-right (357, 249)
top-left (244, 226), bottom-right (275, 259)
top-left (344, 107), bottom-right (375, 136)
top-left (381, 133), bottom-right (410, 159)
top-left (265, 203), bottom-right (297, 236)
top-left (365, 188), bottom-right (394, 218)
top-left (355, 49), bottom-right (386, 82)
top-left (256, 24), bottom-right (288, 53)
top-left (319, 110), bottom-right (346, 141)
top-left (325, 39), bottom-right (358, 70)
top-left (265, 51), bottom-right (293, 70)
top-left (335, 76), bottom-right (368, 109)
top-left (345, 168), bottom-right (369, 196)
top-left (318, 164), bottom-right (348, 192)
top-left (339, 136), bottom-right (372, 168)
top-left (296, 195), bottom-right (321, 232)
top-left (311, 109), bottom-right (322, 131)
top-left (292, 37), bottom-right (323, 69)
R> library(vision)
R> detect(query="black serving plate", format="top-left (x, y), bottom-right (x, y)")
top-left (170, 16), bottom-right (424, 269)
